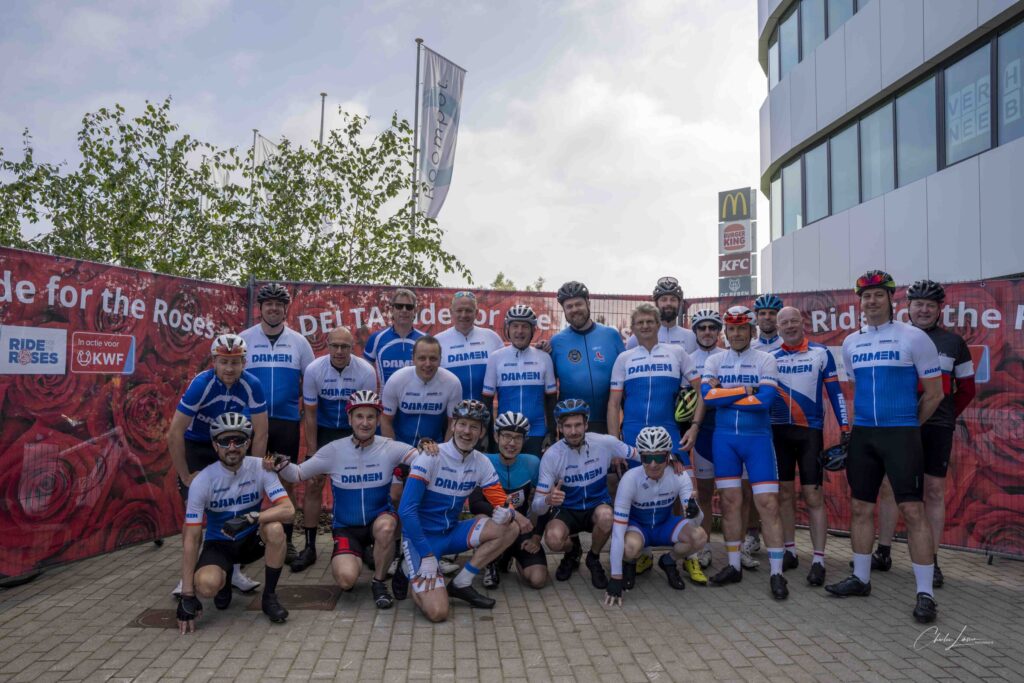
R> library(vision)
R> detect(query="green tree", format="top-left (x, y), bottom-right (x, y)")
top-left (489, 271), bottom-right (517, 290)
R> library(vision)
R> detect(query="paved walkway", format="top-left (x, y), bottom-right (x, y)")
top-left (0, 531), bottom-right (1021, 682)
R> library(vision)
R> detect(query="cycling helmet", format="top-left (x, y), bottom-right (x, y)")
top-left (854, 270), bottom-right (896, 296)
top-left (556, 281), bottom-right (590, 304)
top-left (674, 387), bottom-right (699, 423)
top-left (690, 308), bottom-right (723, 329)
top-left (451, 399), bottom-right (490, 425)
top-left (211, 333), bottom-right (247, 357)
top-left (256, 282), bottom-right (291, 304)
top-left (494, 411), bottom-right (530, 435)
top-left (554, 398), bottom-right (590, 421)
top-left (723, 305), bottom-right (756, 327)
top-left (652, 276), bottom-right (683, 302)
top-left (753, 293), bottom-right (783, 311)
top-left (210, 412), bottom-right (253, 439)
top-left (906, 279), bottom-right (945, 302)
top-left (820, 442), bottom-right (848, 472)
top-left (635, 426), bottom-right (674, 454)
top-left (346, 389), bottom-right (383, 414)
top-left (503, 304), bottom-right (538, 336)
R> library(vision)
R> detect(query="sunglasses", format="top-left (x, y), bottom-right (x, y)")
top-left (695, 324), bottom-right (720, 332)
top-left (640, 452), bottom-right (670, 464)
top-left (453, 291), bottom-right (476, 300)
top-left (392, 303), bottom-right (416, 311)
top-left (215, 435), bottom-right (250, 448)
top-left (657, 276), bottom-right (679, 288)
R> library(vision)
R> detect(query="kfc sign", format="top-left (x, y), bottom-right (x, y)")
top-left (718, 220), bottom-right (752, 253)
top-left (719, 253), bottom-right (753, 277)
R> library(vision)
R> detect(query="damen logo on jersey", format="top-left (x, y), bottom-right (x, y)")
top-left (568, 349), bottom-right (582, 363)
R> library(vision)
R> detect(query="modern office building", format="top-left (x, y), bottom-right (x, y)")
top-left (758, 0), bottom-right (1024, 292)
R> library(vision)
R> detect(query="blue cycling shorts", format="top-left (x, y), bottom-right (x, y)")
top-left (627, 515), bottom-right (691, 548)
top-left (401, 517), bottom-right (487, 580)
top-left (712, 431), bottom-right (779, 494)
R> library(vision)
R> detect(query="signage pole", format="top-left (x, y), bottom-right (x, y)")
top-left (411, 38), bottom-right (423, 242)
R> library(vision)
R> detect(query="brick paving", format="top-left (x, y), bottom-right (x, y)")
top-left (0, 530), bottom-right (1021, 682)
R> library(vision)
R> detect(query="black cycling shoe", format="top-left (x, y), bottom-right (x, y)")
top-left (782, 551), bottom-right (799, 571)
top-left (622, 560), bottom-right (637, 591)
top-left (913, 592), bottom-right (937, 623)
top-left (658, 556), bottom-right (686, 590)
top-left (447, 582), bottom-right (496, 609)
top-left (482, 563), bottom-right (500, 589)
top-left (933, 564), bottom-right (944, 589)
top-left (371, 579), bottom-right (394, 609)
top-left (709, 565), bottom-right (743, 586)
top-left (285, 542), bottom-right (298, 565)
top-left (391, 568), bottom-right (409, 601)
top-left (871, 549), bottom-right (892, 571)
top-left (825, 574), bottom-right (871, 597)
top-left (556, 553), bottom-right (580, 582)
top-left (213, 584), bottom-right (232, 610)
top-left (806, 562), bottom-right (826, 587)
top-left (585, 552), bottom-right (608, 590)
top-left (261, 592), bottom-right (289, 622)
top-left (770, 573), bottom-right (789, 600)
top-left (290, 545), bottom-right (317, 572)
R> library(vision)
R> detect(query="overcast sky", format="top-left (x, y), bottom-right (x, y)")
top-left (0, 0), bottom-right (767, 297)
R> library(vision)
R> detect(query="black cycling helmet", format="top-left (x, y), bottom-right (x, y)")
top-left (556, 281), bottom-right (590, 304)
top-left (854, 270), bottom-right (896, 296)
top-left (257, 282), bottom-right (291, 304)
top-left (554, 398), bottom-right (590, 421)
top-left (451, 399), bottom-right (490, 425)
top-left (652, 276), bottom-right (683, 302)
top-left (906, 279), bottom-right (945, 302)
top-left (820, 443), bottom-right (848, 472)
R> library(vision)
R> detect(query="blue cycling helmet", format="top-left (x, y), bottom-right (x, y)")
top-left (753, 293), bottom-right (783, 311)
top-left (554, 399), bottom-right (590, 421)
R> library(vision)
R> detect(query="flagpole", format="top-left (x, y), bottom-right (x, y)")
top-left (319, 92), bottom-right (327, 145)
top-left (250, 128), bottom-right (258, 206)
top-left (411, 38), bottom-right (423, 241)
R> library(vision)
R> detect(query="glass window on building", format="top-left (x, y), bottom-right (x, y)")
top-left (830, 123), bottom-right (859, 213)
top-left (782, 158), bottom-right (803, 235)
top-left (769, 30), bottom-right (780, 89)
top-left (771, 173), bottom-right (783, 240)
top-left (998, 21), bottom-right (1024, 144)
top-left (896, 77), bottom-right (937, 186)
top-left (945, 43), bottom-right (992, 165)
top-left (860, 103), bottom-right (895, 201)
top-left (779, 6), bottom-right (799, 80)
top-left (802, 0), bottom-right (826, 55)
top-left (804, 141), bottom-right (828, 223)
top-left (827, 0), bottom-right (854, 36)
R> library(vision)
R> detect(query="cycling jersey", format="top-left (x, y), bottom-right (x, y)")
top-left (919, 326), bottom-right (974, 430)
top-left (754, 334), bottom-right (782, 353)
top-left (771, 340), bottom-right (850, 431)
top-left (302, 354), bottom-right (377, 430)
top-left (841, 321), bottom-right (941, 428)
top-left (482, 345), bottom-right (557, 438)
top-left (626, 324), bottom-right (697, 353)
top-left (549, 322), bottom-right (624, 420)
top-left (533, 434), bottom-right (637, 513)
top-left (701, 347), bottom-right (779, 436)
top-left (691, 346), bottom-right (726, 433)
top-left (610, 467), bottom-right (694, 576)
top-left (381, 365), bottom-right (463, 444)
top-left (177, 369), bottom-right (267, 443)
top-left (184, 456), bottom-right (287, 542)
top-left (239, 325), bottom-right (314, 421)
top-left (363, 326), bottom-right (426, 386)
top-left (399, 441), bottom-right (506, 558)
top-left (484, 452), bottom-right (540, 516)
top-left (610, 343), bottom-right (698, 454)
top-left (277, 435), bottom-right (417, 528)
top-left (436, 326), bottom-right (504, 402)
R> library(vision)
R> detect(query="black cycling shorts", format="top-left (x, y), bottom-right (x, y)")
top-left (196, 531), bottom-right (265, 574)
top-left (332, 512), bottom-right (397, 558)
top-left (552, 505), bottom-right (606, 535)
top-left (522, 436), bottom-right (546, 457)
top-left (921, 424), bottom-right (955, 478)
top-left (317, 425), bottom-right (352, 450)
top-left (585, 421), bottom-right (609, 436)
top-left (499, 532), bottom-right (547, 569)
top-left (772, 424), bottom-right (824, 486)
top-left (178, 440), bottom-right (219, 500)
top-left (268, 418), bottom-right (301, 461)
top-left (846, 426), bottom-right (924, 504)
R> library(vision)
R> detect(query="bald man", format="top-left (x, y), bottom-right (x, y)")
top-left (292, 327), bottom-right (378, 571)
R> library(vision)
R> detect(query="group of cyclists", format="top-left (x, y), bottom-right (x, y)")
top-left (170, 270), bottom-right (975, 632)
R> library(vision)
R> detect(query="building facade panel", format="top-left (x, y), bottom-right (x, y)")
top-left (815, 27), bottom-right (849, 132)
top-left (769, 77), bottom-right (793, 163)
top-left (761, 241), bottom-right (774, 292)
top-left (791, 222), bottom-right (821, 291)
top-left (924, 0), bottom-right (980, 61)
top-left (789, 54), bottom-right (818, 146)
top-left (927, 157), bottom-right (982, 282)
top-left (760, 98), bottom-right (772, 174)
top-left (880, 0), bottom-right (925, 89)
top-left (980, 0), bottom-right (1020, 25)
top-left (882, 179), bottom-right (929, 284)
top-left (844, 0), bottom-right (883, 111)
top-left (979, 136), bottom-right (1024, 278)
top-left (846, 196), bottom-right (886, 282)
top-left (816, 212), bottom-right (852, 290)
top-left (770, 229), bottom-right (795, 293)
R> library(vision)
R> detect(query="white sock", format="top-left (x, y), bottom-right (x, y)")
top-left (812, 551), bottom-right (825, 566)
top-left (767, 548), bottom-right (784, 575)
top-left (852, 553), bottom-right (871, 584)
top-left (912, 562), bottom-right (934, 597)
top-left (452, 564), bottom-right (479, 588)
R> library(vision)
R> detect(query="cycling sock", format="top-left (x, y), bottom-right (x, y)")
top-left (453, 562), bottom-right (480, 588)
top-left (726, 541), bottom-right (741, 570)
top-left (304, 526), bottom-right (317, 547)
top-left (852, 553), bottom-right (872, 583)
top-left (767, 548), bottom-right (784, 575)
top-left (265, 566), bottom-right (282, 594)
top-left (875, 543), bottom-right (891, 557)
top-left (284, 523), bottom-right (294, 542)
top-left (784, 541), bottom-right (796, 554)
top-left (912, 563), bottom-right (934, 597)
top-left (812, 551), bottom-right (825, 566)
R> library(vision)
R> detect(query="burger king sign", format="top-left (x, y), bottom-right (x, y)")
top-left (719, 220), bottom-right (752, 253)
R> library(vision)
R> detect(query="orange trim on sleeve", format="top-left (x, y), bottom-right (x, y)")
top-left (733, 395), bottom-right (763, 406)
top-left (270, 494), bottom-right (289, 504)
top-left (184, 522), bottom-right (203, 527)
top-left (409, 473), bottom-right (429, 484)
top-left (481, 484), bottom-right (508, 507)
top-left (705, 387), bottom-right (747, 400)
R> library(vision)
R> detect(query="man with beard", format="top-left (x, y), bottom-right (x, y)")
top-left (364, 288), bottom-right (425, 387)
top-left (240, 283), bottom-right (315, 564)
top-left (626, 277), bottom-right (697, 353)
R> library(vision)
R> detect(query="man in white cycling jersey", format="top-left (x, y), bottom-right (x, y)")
top-left (626, 277), bottom-right (697, 353)
top-left (381, 336), bottom-right (463, 445)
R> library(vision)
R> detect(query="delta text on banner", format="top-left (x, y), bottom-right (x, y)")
top-left (418, 46), bottom-right (466, 219)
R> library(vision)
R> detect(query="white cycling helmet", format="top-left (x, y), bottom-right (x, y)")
top-left (723, 305), bottom-right (756, 328)
top-left (635, 426), bottom-right (674, 454)
top-left (690, 308), bottom-right (723, 329)
top-left (211, 333), bottom-right (247, 357)
top-left (210, 412), bottom-right (253, 440)
top-left (494, 411), bottom-right (530, 435)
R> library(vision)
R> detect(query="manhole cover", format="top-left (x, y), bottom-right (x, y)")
top-left (246, 585), bottom-right (341, 611)
top-left (128, 609), bottom-right (178, 629)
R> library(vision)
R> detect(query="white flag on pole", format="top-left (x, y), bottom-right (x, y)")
top-left (418, 47), bottom-right (465, 219)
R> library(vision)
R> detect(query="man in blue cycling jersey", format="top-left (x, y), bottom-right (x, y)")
top-left (625, 277), bottom-right (697, 353)
top-left (364, 288), bottom-right (425, 387)
top-left (825, 271), bottom-right (944, 624)
top-left (702, 306), bottom-right (789, 600)
top-left (399, 400), bottom-right (523, 622)
top-left (240, 282), bottom-right (315, 563)
top-left (381, 336), bottom-right (463, 445)
top-left (291, 326), bottom-right (377, 572)
top-left (483, 304), bottom-right (557, 456)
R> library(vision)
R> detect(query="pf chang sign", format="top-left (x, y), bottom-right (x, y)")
top-left (719, 253), bottom-right (753, 277)
top-left (719, 220), bottom-right (752, 253)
